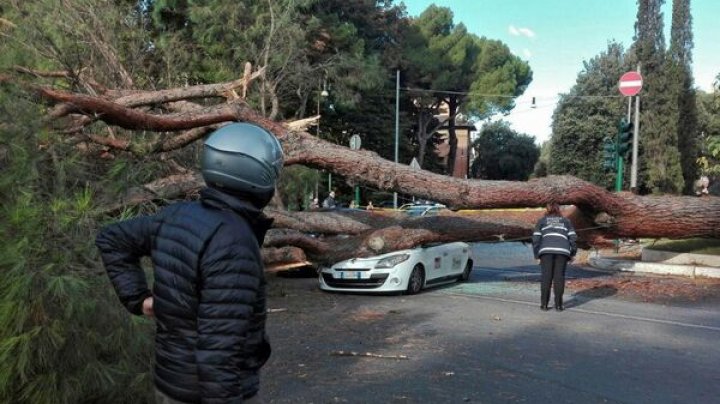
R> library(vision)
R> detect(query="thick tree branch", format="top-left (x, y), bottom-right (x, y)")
top-left (112, 67), bottom-right (266, 108)
top-left (38, 88), bottom-right (245, 130)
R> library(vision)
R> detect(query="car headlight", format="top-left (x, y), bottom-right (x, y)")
top-left (374, 254), bottom-right (410, 269)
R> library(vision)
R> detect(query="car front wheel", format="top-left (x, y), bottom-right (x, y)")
top-left (406, 265), bottom-right (425, 295)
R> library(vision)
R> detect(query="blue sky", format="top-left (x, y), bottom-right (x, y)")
top-left (402, 0), bottom-right (720, 143)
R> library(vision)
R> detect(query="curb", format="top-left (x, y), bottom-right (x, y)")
top-left (641, 248), bottom-right (720, 267)
top-left (588, 256), bottom-right (720, 279)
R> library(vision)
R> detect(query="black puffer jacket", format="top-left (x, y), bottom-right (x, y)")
top-left (96, 188), bottom-right (272, 404)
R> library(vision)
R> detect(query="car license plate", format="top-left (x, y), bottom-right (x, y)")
top-left (337, 271), bottom-right (363, 279)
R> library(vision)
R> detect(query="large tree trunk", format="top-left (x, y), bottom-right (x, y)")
top-left (29, 78), bottom-right (720, 268)
top-left (445, 97), bottom-right (458, 176)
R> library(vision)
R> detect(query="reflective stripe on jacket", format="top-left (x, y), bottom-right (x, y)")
top-left (531, 215), bottom-right (577, 259)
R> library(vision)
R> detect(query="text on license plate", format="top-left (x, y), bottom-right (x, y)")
top-left (337, 271), bottom-right (364, 279)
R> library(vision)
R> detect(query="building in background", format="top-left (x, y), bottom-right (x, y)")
top-left (434, 103), bottom-right (476, 178)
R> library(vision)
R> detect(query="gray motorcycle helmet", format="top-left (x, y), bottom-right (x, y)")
top-left (201, 122), bottom-right (284, 208)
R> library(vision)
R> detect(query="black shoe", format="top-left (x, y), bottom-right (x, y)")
top-left (540, 305), bottom-right (549, 311)
top-left (555, 305), bottom-right (564, 312)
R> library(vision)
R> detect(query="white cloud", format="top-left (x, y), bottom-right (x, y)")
top-left (519, 27), bottom-right (536, 38)
top-left (508, 25), bottom-right (536, 39)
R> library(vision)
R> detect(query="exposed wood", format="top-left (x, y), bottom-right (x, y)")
top-left (285, 115), bottom-right (320, 132)
top-left (262, 246), bottom-right (308, 270)
top-left (87, 133), bottom-right (129, 150)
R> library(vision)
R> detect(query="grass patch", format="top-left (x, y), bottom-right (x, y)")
top-left (643, 238), bottom-right (720, 255)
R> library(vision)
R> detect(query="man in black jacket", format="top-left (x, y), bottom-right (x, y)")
top-left (96, 122), bottom-right (283, 403)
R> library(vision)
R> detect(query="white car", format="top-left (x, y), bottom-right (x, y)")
top-left (318, 242), bottom-right (473, 294)
top-left (399, 203), bottom-right (448, 217)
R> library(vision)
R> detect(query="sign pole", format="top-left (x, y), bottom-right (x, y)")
top-left (626, 96), bottom-right (632, 123)
top-left (630, 95), bottom-right (640, 191)
top-left (349, 134), bottom-right (362, 208)
top-left (625, 96), bottom-right (632, 192)
top-left (630, 65), bottom-right (641, 191)
top-left (618, 68), bottom-right (642, 192)
top-left (394, 69), bottom-right (400, 209)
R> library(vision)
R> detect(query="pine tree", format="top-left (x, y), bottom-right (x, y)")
top-left (670, 0), bottom-right (699, 194)
top-left (1, 3), bottom-right (159, 402)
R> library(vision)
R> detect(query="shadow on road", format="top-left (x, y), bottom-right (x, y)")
top-left (465, 264), bottom-right (611, 284)
top-left (566, 285), bottom-right (618, 308)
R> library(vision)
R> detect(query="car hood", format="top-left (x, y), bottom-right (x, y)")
top-left (331, 249), bottom-right (416, 267)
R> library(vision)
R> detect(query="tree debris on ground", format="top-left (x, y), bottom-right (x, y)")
top-left (330, 351), bottom-right (409, 360)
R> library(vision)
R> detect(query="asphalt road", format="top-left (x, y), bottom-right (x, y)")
top-left (259, 243), bottom-right (720, 404)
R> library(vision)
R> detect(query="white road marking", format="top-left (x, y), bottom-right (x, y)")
top-left (447, 292), bottom-right (720, 333)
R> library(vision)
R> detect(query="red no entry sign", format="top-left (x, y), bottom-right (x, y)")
top-left (619, 71), bottom-right (643, 96)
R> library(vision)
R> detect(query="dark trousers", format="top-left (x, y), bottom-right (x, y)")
top-left (540, 254), bottom-right (569, 307)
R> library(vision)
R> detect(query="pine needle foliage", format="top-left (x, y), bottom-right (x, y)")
top-left (0, 90), bottom-right (154, 404)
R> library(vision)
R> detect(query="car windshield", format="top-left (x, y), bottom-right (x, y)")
top-left (404, 206), bottom-right (428, 217)
top-left (423, 207), bottom-right (442, 216)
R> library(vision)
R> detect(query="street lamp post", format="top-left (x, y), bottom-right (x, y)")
top-left (316, 80), bottom-right (329, 198)
top-left (394, 69), bottom-right (400, 209)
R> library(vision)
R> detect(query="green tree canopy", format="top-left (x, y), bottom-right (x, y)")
top-left (146, 0), bottom-right (392, 120)
top-left (549, 42), bottom-right (627, 186)
top-left (470, 120), bottom-right (539, 181)
top-left (409, 5), bottom-right (531, 118)
top-left (400, 5), bottom-right (531, 172)
top-left (697, 87), bottom-right (720, 178)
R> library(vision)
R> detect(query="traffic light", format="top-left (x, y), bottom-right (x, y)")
top-left (617, 118), bottom-right (632, 156)
top-left (602, 137), bottom-right (616, 170)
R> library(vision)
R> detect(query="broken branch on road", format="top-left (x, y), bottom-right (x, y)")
top-left (330, 350), bottom-right (410, 360)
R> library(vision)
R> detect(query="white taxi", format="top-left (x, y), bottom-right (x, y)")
top-left (318, 242), bottom-right (473, 294)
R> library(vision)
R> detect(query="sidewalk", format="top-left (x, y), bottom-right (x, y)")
top-left (588, 252), bottom-right (720, 279)
top-left (469, 241), bottom-right (720, 279)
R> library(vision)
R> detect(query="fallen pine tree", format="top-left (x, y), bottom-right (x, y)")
top-left (18, 71), bottom-right (720, 267)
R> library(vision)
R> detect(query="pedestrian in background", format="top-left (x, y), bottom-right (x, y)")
top-left (309, 197), bottom-right (320, 210)
top-left (96, 122), bottom-right (282, 403)
top-left (532, 202), bottom-right (577, 311)
top-left (322, 191), bottom-right (337, 209)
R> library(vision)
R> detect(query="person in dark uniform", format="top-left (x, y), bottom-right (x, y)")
top-left (96, 122), bottom-right (283, 403)
top-left (532, 202), bottom-right (577, 311)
